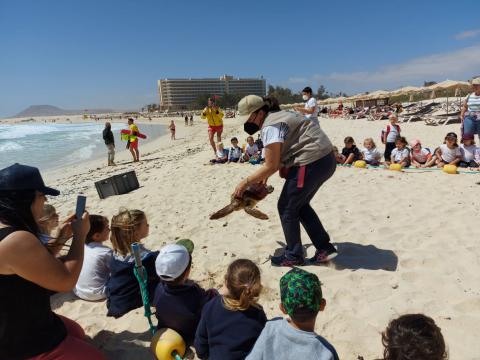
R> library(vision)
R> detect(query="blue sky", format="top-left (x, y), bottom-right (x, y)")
top-left (1, 0), bottom-right (480, 117)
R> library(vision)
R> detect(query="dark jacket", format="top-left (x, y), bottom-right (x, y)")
top-left (106, 251), bottom-right (159, 318)
top-left (195, 296), bottom-right (267, 360)
top-left (103, 128), bottom-right (115, 146)
top-left (154, 281), bottom-right (218, 344)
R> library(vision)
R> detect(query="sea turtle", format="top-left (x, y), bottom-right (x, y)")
top-left (210, 183), bottom-right (274, 220)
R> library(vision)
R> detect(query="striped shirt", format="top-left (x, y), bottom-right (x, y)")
top-left (466, 93), bottom-right (480, 112)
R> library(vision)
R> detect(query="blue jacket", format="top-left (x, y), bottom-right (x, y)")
top-left (106, 251), bottom-right (159, 318)
top-left (195, 296), bottom-right (267, 360)
top-left (154, 281), bottom-right (217, 344)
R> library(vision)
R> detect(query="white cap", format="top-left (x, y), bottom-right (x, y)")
top-left (155, 244), bottom-right (190, 281)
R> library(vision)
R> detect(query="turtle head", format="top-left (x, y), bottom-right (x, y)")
top-left (265, 185), bottom-right (274, 193)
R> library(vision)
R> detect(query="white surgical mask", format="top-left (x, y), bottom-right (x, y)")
top-left (302, 95), bottom-right (309, 101)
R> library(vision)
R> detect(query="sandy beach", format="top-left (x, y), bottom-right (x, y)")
top-left (12, 114), bottom-right (479, 359)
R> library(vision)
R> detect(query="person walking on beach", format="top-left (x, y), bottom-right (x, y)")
top-left (127, 118), bottom-right (140, 162)
top-left (169, 120), bottom-right (176, 140)
top-left (103, 122), bottom-right (116, 166)
top-left (234, 95), bottom-right (337, 267)
top-left (201, 98), bottom-right (224, 156)
top-left (185, 114), bottom-right (189, 126)
top-left (190, 114), bottom-right (194, 126)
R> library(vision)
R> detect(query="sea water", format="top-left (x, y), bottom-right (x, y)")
top-left (0, 122), bottom-right (166, 171)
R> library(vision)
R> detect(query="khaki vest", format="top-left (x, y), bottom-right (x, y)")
top-left (261, 110), bottom-right (332, 167)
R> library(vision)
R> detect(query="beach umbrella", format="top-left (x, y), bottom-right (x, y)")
top-left (428, 80), bottom-right (470, 114)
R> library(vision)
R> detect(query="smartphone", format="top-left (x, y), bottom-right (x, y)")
top-left (75, 195), bottom-right (87, 219)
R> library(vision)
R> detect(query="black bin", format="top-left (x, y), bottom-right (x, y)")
top-left (95, 171), bottom-right (139, 199)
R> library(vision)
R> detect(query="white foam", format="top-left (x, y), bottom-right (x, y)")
top-left (0, 141), bottom-right (24, 151)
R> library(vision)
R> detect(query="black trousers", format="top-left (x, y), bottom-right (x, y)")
top-left (277, 152), bottom-right (336, 260)
top-left (384, 142), bottom-right (396, 162)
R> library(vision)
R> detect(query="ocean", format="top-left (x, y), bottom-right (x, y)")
top-left (0, 122), bottom-right (166, 171)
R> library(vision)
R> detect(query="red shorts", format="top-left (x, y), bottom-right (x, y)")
top-left (208, 125), bottom-right (223, 134)
top-left (129, 140), bottom-right (138, 149)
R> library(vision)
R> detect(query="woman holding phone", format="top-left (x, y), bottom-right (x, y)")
top-left (0, 163), bottom-right (105, 359)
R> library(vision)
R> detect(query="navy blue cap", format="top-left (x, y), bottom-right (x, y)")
top-left (0, 163), bottom-right (60, 196)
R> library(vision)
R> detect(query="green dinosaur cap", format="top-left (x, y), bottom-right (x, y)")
top-left (175, 239), bottom-right (194, 254)
top-left (280, 267), bottom-right (322, 316)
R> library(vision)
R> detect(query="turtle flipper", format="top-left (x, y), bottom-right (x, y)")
top-left (244, 206), bottom-right (269, 220)
top-left (210, 204), bottom-right (236, 220)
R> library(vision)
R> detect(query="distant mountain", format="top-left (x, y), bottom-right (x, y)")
top-left (14, 105), bottom-right (117, 118)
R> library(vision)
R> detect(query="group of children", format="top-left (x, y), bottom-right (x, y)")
top-left (39, 204), bottom-right (448, 360)
top-left (210, 135), bottom-right (264, 165)
top-left (335, 115), bottom-right (480, 170)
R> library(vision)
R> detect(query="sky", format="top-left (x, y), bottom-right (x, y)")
top-left (1, 0), bottom-right (480, 117)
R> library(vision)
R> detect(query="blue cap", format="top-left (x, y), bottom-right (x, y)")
top-left (0, 163), bottom-right (60, 196)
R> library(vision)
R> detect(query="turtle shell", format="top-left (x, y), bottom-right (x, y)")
top-left (240, 183), bottom-right (273, 201)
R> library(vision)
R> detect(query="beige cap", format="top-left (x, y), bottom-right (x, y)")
top-left (472, 77), bottom-right (480, 85)
top-left (238, 95), bottom-right (265, 122)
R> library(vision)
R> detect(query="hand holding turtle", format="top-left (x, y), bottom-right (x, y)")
top-left (234, 178), bottom-right (249, 198)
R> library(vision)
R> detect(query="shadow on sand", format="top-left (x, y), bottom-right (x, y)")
top-left (272, 241), bottom-right (398, 271)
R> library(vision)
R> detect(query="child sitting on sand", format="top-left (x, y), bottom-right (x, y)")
top-left (341, 136), bottom-right (361, 165)
top-left (435, 132), bottom-right (462, 168)
top-left (228, 137), bottom-right (243, 163)
top-left (333, 146), bottom-right (346, 164)
top-left (410, 139), bottom-right (435, 168)
top-left (459, 133), bottom-right (480, 168)
top-left (244, 136), bottom-right (261, 162)
top-left (154, 243), bottom-right (217, 344)
top-left (246, 267), bottom-right (338, 360)
top-left (106, 208), bottom-right (159, 318)
top-left (168, 120), bottom-right (176, 140)
top-left (38, 204), bottom-right (59, 244)
top-left (388, 136), bottom-right (410, 168)
top-left (74, 215), bottom-right (113, 301)
top-left (382, 314), bottom-right (447, 360)
top-left (210, 142), bottom-right (228, 164)
top-left (360, 138), bottom-right (382, 166)
top-left (195, 259), bottom-right (267, 360)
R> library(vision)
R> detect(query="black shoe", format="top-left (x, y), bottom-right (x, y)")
top-left (309, 245), bottom-right (338, 264)
top-left (271, 254), bottom-right (305, 267)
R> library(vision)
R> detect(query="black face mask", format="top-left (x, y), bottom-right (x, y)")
top-left (244, 122), bottom-right (260, 135)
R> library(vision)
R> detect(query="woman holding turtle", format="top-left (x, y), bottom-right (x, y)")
top-left (234, 95), bottom-right (337, 267)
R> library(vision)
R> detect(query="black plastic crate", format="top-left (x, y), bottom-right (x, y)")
top-left (95, 171), bottom-right (139, 199)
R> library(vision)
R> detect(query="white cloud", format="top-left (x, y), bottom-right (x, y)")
top-left (287, 77), bottom-right (308, 84)
top-left (455, 29), bottom-right (480, 40)
top-left (288, 45), bottom-right (480, 93)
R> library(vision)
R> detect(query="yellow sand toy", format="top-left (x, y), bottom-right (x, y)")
top-left (389, 163), bottom-right (403, 171)
top-left (151, 329), bottom-right (186, 360)
top-left (132, 239), bottom-right (194, 360)
top-left (443, 164), bottom-right (458, 174)
top-left (353, 160), bottom-right (367, 168)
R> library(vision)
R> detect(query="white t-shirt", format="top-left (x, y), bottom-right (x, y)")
top-left (390, 147), bottom-right (410, 162)
top-left (261, 123), bottom-right (288, 147)
top-left (439, 144), bottom-right (461, 163)
top-left (460, 144), bottom-right (478, 162)
top-left (304, 97), bottom-right (318, 124)
top-left (466, 93), bottom-right (480, 112)
top-left (361, 147), bottom-right (381, 162)
top-left (74, 242), bottom-right (113, 301)
top-left (229, 146), bottom-right (242, 159)
top-left (385, 124), bottom-right (400, 143)
top-left (411, 148), bottom-right (431, 163)
top-left (245, 143), bottom-right (260, 156)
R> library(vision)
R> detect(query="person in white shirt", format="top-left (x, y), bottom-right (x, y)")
top-left (410, 139), bottom-right (436, 168)
top-left (435, 132), bottom-right (462, 167)
top-left (243, 136), bottom-right (261, 162)
top-left (388, 136), bottom-right (410, 168)
top-left (360, 138), bottom-right (382, 166)
top-left (459, 133), bottom-right (480, 168)
top-left (460, 77), bottom-right (480, 142)
top-left (74, 215), bottom-right (113, 301)
top-left (294, 87), bottom-right (319, 125)
top-left (228, 137), bottom-right (243, 163)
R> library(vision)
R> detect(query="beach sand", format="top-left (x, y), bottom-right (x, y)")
top-left (21, 114), bottom-right (480, 359)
